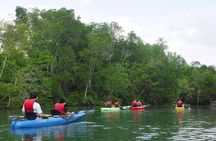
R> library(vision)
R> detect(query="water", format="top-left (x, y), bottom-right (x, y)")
top-left (1, 106), bottom-right (216, 141)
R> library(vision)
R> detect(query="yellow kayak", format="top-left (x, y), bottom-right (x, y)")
top-left (175, 107), bottom-right (185, 111)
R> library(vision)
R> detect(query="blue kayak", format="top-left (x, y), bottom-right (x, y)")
top-left (11, 111), bottom-right (85, 129)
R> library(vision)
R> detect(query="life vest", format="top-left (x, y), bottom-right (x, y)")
top-left (24, 99), bottom-right (35, 112)
top-left (177, 100), bottom-right (183, 107)
top-left (138, 101), bottom-right (142, 106)
top-left (54, 103), bottom-right (65, 115)
top-left (132, 100), bottom-right (138, 107)
top-left (114, 101), bottom-right (120, 107)
top-left (105, 100), bottom-right (112, 107)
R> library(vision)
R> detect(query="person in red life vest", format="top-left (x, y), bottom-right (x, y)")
top-left (22, 92), bottom-right (45, 120)
top-left (132, 99), bottom-right (138, 107)
top-left (51, 98), bottom-right (73, 115)
top-left (114, 100), bottom-right (120, 107)
top-left (137, 99), bottom-right (142, 106)
top-left (53, 98), bottom-right (73, 115)
top-left (177, 99), bottom-right (183, 107)
top-left (105, 99), bottom-right (112, 107)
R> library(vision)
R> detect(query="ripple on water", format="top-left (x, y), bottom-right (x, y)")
top-left (136, 132), bottom-right (159, 140)
top-left (0, 124), bottom-right (8, 133)
top-left (170, 127), bottom-right (216, 140)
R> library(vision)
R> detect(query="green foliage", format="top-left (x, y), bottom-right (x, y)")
top-left (0, 7), bottom-right (216, 109)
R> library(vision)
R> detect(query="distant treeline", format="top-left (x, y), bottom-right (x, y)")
top-left (0, 6), bottom-right (216, 109)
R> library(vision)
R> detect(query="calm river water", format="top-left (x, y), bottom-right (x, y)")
top-left (1, 106), bottom-right (216, 141)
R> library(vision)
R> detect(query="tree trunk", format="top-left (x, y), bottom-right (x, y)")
top-left (83, 67), bottom-right (94, 101)
top-left (0, 56), bottom-right (7, 79)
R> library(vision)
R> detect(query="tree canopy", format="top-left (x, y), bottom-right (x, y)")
top-left (0, 7), bottom-right (216, 109)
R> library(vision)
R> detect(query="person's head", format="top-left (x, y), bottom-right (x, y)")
top-left (59, 98), bottom-right (65, 103)
top-left (29, 92), bottom-right (38, 99)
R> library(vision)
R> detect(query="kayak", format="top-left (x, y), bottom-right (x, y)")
top-left (130, 105), bottom-right (145, 111)
top-left (175, 107), bottom-right (185, 111)
top-left (11, 111), bottom-right (85, 129)
top-left (101, 107), bottom-right (120, 112)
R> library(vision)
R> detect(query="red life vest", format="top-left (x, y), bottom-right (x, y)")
top-left (132, 100), bottom-right (137, 107)
top-left (105, 100), bottom-right (112, 107)
top-left (114, 101), bottom-right (120, 107)
top-left (54, 103), bottom-right (65, 115)
top-left (138, 101), bottom-right (142, 106)
top-left (24, 99), bottom-right (35, 112)
top-left (177, 100), bottom-right (183, 107)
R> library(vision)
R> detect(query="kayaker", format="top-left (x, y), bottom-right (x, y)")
top-left (105, 99), bottom-right (112, 107)
top-left (176, 98), bottom-right (183, 107)
top-left (22, 92), bottom-right (45, 120)
top-left (132, 99), bottom-right (138, 107)
top-left (137, 99), bottom-right (142, 106)
top-left (114, 100), bottom-right (120, 107)
top-left (52, 97), bottom-right (73, 115)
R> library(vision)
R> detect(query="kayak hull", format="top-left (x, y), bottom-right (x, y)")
top-left (101, 107), bottom-right (120, 112)
top-left (11, 111), bottom-right (85, 129)
top-left (130, 106), bottom-right (145, 111)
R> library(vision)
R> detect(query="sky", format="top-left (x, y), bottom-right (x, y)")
top-left (0, 0), bottom-right (216, 66)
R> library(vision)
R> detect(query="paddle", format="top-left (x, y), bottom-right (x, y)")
top-left (120, 106), bottom-right (131, 110)
top-left (144, 104), bottom-right (150, 108)
top-left (79, 109), bottom-right (95, 115)
top-left (8, 114), bottom-right (72, 121)
top-left (9, 109), bottom-right (95, 120)
top-left (8, 114), bottom-right (53, 120)
top-left (55, 109), bottom-right (95, 120)
top-left (8, 115), bottom-right (25, 120)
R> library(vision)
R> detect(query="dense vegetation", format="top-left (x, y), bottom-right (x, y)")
top-left (0, 7), bottom-right (216, 109)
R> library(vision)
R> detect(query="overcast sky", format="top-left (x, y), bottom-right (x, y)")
top-left (0, 0), bottom-right (216, 66)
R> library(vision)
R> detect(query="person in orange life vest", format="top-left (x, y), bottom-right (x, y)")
top-left (177, 99), bottom-right (183, 107)
top-left (114, 100), bottom-right (120, 107)
top-left (53, 98), bottom-right (73, 115)
top-left (22, 92), bottom-right (45, 120)
top-left (105, 99), bottom-right (112, 107)
top-left (137, 99), bottom-right (142, 106)
top-left (132, 99), bottom-right (138, 107)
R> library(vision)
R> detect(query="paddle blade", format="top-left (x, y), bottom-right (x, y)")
top-left (8, 115), bottom-right (25, 120)
top-left (80, 110), bottom-right (95, 115)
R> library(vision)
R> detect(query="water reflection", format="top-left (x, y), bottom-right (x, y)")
top-left (10, 122), bottom-right (88, 141)
top-left (131, 110), bottom-right (144, 125)
top-left (101, 112), bottom-right (121, 125)
top-left (176, 110), bottom-right (184, 128)
top-left (171, 127), bottom-right (216, 140)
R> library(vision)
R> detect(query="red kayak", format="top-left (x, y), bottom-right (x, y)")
top-left (130, 105), bottom-right (145, 111)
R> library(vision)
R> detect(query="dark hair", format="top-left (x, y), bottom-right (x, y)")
top-left (59, 98), bottom-right (65, 103)
top-left (29, 92), bottom-right (38, 99)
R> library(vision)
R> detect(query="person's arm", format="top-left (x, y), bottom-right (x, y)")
top-left (22, 105), bottom-right (25, 113)
top-left (64, 104), bottom-right (74, 115)
top-left (33, 102), bottom-right (43, 116)
top-left (64, 104), bottom-right (68, 113)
